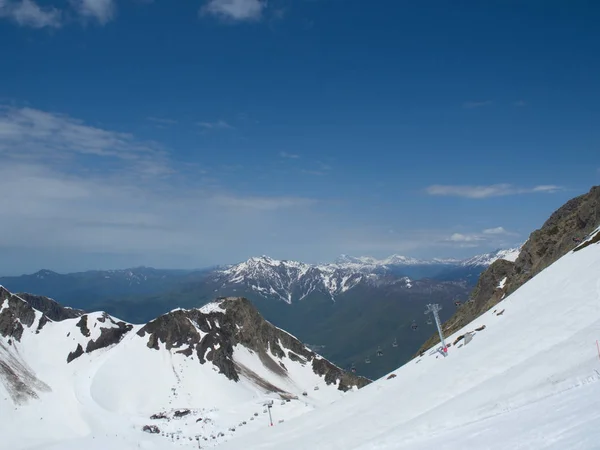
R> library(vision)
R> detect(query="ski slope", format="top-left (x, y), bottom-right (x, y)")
top-left (3, 235), bottom-right (599, 449)
top-left (216, 236), bottom-right (600, 449)
top-left (0, 299), bottom-right (358, 450)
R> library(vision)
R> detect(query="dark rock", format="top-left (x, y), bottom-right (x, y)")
top-left (387, 374), bottom-right (397, 380)
top-left (173, 409), bottom-right (191, 418)
top-left (85, 317), bottom-right (132, 354)
top-left (137, 297), bottom-right (371, 391)
top-left (418, 185), bottom-right (600, 354)
top-left (67, 344), bottom-right (84, 363)
top-left (142, 425), bottom-right (160, 434)
top-left (0, 287), bottom-right (40, 341)
top-left (15, 293), bottom-right (84, 321)
top-left (76, 316), bottom-right (90, 338)
top-left (151, 413), bottom-right (168, 420)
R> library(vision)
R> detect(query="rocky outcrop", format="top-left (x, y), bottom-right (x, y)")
top-left (67, 313), bottom-right (134, 363)
top-left (418, 185), bottom-right (600, 354)
top-left (137, 297), bottom-right (371, 391)
top-left (67, 344), bottom-right (84, 363)
top-left (85, 316), bottom-right (133, 353)
top-left (75, 316), bottom-right (90, 337)
top-left (0, 287), bottom-right (46, 341)
top-left (16, 293), bottom-right (84, 322)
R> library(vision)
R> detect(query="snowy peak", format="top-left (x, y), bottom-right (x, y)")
top-left (0, 286), bottom-right (49, 341)
top-left (335, 248), bottom-right (520, 269)
top-left (459, 247), bottom-right (522, 267)
top-left (333, 254), bottom-right (424, 267)
top-left (215, 257), bottom-right (371, 303)
top-left (138, 296), bottom-right (370, 392)
top-left (214, 248), bottom-right (520, 304)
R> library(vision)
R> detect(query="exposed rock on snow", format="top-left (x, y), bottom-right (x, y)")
top-left (137, 297), bottom-right (370, 391)
top-left (419, 185), bottom-right (600, 353)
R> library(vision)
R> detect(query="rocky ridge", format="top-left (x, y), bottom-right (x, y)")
top-left (418, 185), bottom-right (600, 353)
top-left (138, 297), bottom-right (371, 391)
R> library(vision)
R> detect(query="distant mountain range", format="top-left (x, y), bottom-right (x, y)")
top-left (0, 248), bottom-right (520, 380)
top-left (210, 248), bottom-right (521, 304)
top-left (0, 247), bottom-right (520, 309)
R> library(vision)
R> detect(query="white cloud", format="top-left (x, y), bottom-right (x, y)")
top-left (280, 151), bottom-right (300, 159)
top-left (0, 104), bottom-right (337, 273)
top-left (0, 0), bottom-right (62, 28)
top-left (448, 233), bottom-right (484, 243)
top-left (483, 227), bottom-right (510, 235)
top-left (198, 120), bottom-right (233, 130)
top-left (463, 100), bottom-right (492, 109)
top-left (531, 185), bottom-right (562, 193)
top-left (514, 100), bottom-right (528, 107)
top-left (201, 0), bottom-right (266, 22)
top-left (0, 105), bottom-right (171, 176)
top-left (70, 0), bottom-right (115, 25)
top-left (425, 183), bottom-right (563, 199)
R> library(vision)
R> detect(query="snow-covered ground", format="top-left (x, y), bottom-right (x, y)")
top-left (0, 302), bottom-right (355, 450)
top-left (213, 239), bottom-right (600, 449)
top-left (3, 237), bottom-right (599, 449)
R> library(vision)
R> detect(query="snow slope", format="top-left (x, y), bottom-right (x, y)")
top-left (0, 297), bottom-right (366, 450)
top-left (214, 238), bottom-right (600, 449)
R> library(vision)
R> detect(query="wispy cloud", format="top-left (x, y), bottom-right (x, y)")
top-left (0, 103), bottom-right (334, 273)
top-left (0, 105), bottom-right (172, 176)
top-left (425, 183), bottom-right (563, 199)
top-left (463, 100), bottom-right (492, 109)
top-left (448, 233), bottom-right (484, 243)
top-left (514, 100), bottom-right (528, 107)
top-left (212, 195), bottom-right (316, 211)
top-left (200, 0), bottom-right (266, 22)
top-left (70, 0), bottom-right (115, 24)
top-left (301, 160), bottom-right (331, 176)
top-left (148, 117), bottom-right (178, 127)
top-left (0, 0), bottom-right (62, 28)
top-left (440, 226), bottom-right (519, 248)
top-left (280, 151), bottom-right (299, 159)
top-left (482, 226), bottom-right (516, 236)
top-left (198, 120), bottom-right (233, 130)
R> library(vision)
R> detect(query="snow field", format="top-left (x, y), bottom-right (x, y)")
top-left (216, 241), bottom-right (600, 449)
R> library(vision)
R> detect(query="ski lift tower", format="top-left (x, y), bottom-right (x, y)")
top-left (425, 303), bottom-right (448, 354)
top-left (264, 400), bottom-right (274, 427)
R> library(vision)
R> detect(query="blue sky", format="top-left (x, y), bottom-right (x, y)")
top-left (0, 0), bottom-right (599, 274)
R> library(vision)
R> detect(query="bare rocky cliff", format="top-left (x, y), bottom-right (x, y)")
top-left (418, 185), bottom-right (600, 353)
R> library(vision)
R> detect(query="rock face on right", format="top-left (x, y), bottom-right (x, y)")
top-left (418, 185), bottom-right (600, 354)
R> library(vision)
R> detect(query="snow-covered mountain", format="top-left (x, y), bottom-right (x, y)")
top-left (334, 248), bottom-right (520, 268)
top-left (211, 248), bottom-right (520, 304)
top-left (458, 247), bottom-right (522, 266)
top-left (212, 255), bottom-right (394, 303)
top-left (1, 287), bottom-right (368, 450)
top-left (5, 229), bottom-right (598, 450)
top-left (213, 227), bottom-right (600, 449)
